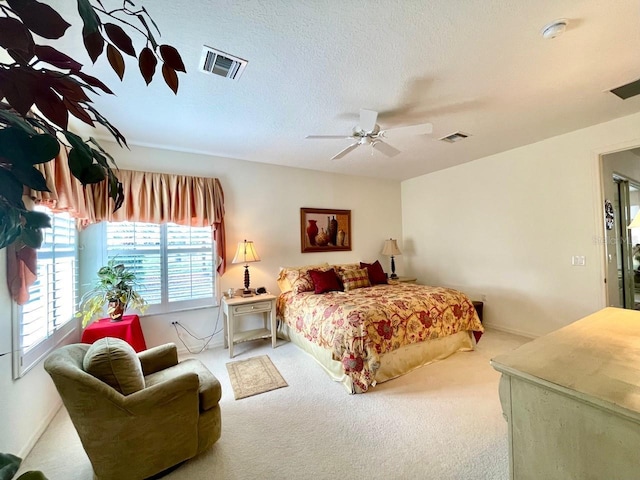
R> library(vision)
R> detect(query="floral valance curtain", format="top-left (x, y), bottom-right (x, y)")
top-left (8, 149), bottom-right (226, 303)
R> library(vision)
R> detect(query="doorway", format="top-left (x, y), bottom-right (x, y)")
top-left (601, 147), bottom-right (640, 309)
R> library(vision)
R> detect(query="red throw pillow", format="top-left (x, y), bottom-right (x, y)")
top-left (309, 268), bottom-right (343, 294)
top-left (360, 261), bottom-right (388, 285)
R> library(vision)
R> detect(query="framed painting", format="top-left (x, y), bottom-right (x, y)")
top-left (300, 208), bottom-right (351, 253)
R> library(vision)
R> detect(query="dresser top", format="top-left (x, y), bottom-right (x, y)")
top-left (491, 307), bottom-right (640, 416)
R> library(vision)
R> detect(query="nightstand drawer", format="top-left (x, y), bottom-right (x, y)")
top-left (233, 301), bottom-right (272, 315)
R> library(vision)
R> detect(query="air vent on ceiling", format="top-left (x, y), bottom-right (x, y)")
top-left (439, 131), bottom-right (470, 143)
top-left (199, 46), bottom-right (247, 81)
top-left (610, 78), bottom-right (640, 100)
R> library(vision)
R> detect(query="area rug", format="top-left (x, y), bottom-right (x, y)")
top-left (226, 355), bottom-right (288, 400)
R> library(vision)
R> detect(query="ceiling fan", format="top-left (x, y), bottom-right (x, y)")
top-left (306, 109), bottom-right (433, 160)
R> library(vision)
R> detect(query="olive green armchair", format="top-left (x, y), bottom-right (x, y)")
top-left (44, 338), bottom-right (221, 480)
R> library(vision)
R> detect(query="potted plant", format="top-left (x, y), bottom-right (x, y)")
top-left (77, 259), bottom-right (148, 327)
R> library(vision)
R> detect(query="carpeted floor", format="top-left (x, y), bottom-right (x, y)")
top-left (18, 329), bottom-right (529, 480)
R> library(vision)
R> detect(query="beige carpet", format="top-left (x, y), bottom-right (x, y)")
top-left (226, 355), bottom-right (288, 399)
top-left (18, 329), bottom-right (530, 480)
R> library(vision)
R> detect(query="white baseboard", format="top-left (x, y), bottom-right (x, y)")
top-left (18, 401), bottom-right (62, 459)
top-left (483, 322), bottom-right (539, 339)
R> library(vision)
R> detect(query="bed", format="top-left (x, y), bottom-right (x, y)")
top-left (276, 263), bottom-right (484, 393)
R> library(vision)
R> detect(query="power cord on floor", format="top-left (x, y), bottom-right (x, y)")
top-left (171, 296), bottom-right (225, 354)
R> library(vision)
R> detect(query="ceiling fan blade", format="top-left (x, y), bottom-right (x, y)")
top-left (359, 109), bottom-right (378, 133)
top-left (383, 122), bottom-right (433, 137)
top-left (372, 140), bottom-right (401, 158)
top-left (331, 142), bottom-right (359, 160)
top-left (306, 135), bottom-right (353, 140)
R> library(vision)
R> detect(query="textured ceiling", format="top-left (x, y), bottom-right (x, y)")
top-left (50, 0), bottom-right (640, 180)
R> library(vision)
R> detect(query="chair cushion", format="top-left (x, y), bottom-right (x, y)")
top-left (83, 337), bottom-right (145, 395)
top-left (144, 358), bottom-right (222, 412)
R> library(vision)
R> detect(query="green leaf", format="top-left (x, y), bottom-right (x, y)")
top-left (11, 166), bottom-right (49, 192)
top-left (76, 0), bottom-right (101, 34)
top-left (67, 147), bottom-right (91, 178)
top-left (20, 227), bottom-right (44, 249)
top-left (0, 452), bottom-right (21, 480)
top-left (0, 169), bottom-right (26, 206)
top-left (81, 163), bottom-right (106, 184)
top-left (23, 210), bottom-right (51, 229)
top-left (0, 128), bottom-right (59, 166)
top-left (16, 470), bottom-right (48, 480)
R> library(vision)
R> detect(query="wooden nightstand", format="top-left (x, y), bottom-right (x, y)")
top-left (222, 294), bottom-right (277, 358)
top-left (393, 276), bottom-right (417, 284)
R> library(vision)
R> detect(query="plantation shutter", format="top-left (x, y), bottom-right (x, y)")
top-left (15, 209), bottom-right (77, 377)
top-left (106, 222), bottom-right (214, 313)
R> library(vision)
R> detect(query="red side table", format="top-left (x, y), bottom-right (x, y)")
top-left (81, 314), bottom-right (148, 352)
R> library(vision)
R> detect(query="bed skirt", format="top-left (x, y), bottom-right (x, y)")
top-left (277, 324), bottom-right (476, 394)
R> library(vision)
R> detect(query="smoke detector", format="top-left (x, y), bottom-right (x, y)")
top-left (541, 19), bottom-right (568, 39)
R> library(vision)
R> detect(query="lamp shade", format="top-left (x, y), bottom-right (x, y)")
top-left (381, 239), bottom-right (401, 256)
top-left (232, 240), bottom-right (260, 264)
top-left (629, 211), bottom-right (640, 229)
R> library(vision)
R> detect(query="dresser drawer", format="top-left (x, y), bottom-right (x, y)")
top-left (232, 301), bottom-right (272, 315)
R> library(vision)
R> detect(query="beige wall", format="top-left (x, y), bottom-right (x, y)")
top-left (402, 111), bottom-right (640, 338)
top-left (0, 145), bottom-right (403, 456)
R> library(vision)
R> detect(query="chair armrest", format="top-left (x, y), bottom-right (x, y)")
top-left (123, 371), bottom-right (200, 414)
top-left (138, 343), bottom-right (178, 375)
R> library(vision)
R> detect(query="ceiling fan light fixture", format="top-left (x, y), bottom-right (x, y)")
top-left (541, 19), bottom-right (568, 39)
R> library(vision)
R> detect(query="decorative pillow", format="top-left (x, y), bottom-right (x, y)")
top-left (277, 263), bottom-right (329, 293)
top-left (83, 337), bottom-right (144, 395)
top-left (284, 264), bottom-right (332, 294)
top-left (332, 263), bottom-right (360, 273)
top-left (338, 267), bottom-right (371, 292)
top-left (360, 260), bottom-right (388, 285)
top-left (309, 268), bottom-right (342, 294)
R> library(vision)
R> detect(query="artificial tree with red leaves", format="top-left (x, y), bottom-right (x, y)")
top-left (0, 0), bottom-right (185, 250)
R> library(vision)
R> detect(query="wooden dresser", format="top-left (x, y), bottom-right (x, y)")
top-left (490, 307), bottom-right (640, 480)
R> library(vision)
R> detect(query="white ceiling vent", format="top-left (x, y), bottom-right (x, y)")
top-left (199, 46), bottom-right (247, 81)
top-left (439, 131), bottom-right (470, 143)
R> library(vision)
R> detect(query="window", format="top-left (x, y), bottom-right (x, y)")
top-left (105, 222), bottom-right (215, 314)
top-left (13, 208), bottom-right (78, 378)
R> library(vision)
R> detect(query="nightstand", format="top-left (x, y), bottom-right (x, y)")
top-left (222, 294), bottom-right (277, 358)
top-left (394, 276), bottom-right (417, 284)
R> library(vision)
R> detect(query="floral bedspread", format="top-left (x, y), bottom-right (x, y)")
top-left (277, 283), bottom-right (484, 392)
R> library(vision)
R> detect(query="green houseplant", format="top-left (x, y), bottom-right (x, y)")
top-left (77, 258), bottom-right (148, 327)
top-left (0, 453), bottom-right (46, 480)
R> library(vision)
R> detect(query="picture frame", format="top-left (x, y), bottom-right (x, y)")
top-left (300, 208), bottom-right (351, 253)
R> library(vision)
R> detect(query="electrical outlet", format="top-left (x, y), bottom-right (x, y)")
top-left (481, 294), bottom-right (487, 302)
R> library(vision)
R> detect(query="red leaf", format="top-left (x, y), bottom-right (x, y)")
top-left (7, 0), bottom-right (71, 39)
top-left (159, 45), bottom-right (186, 73)
top-left (138, 47), bottom-right (157, 85)
top-left (51, 76), bottom-right (90, 103)
top-left (0, 68), bottom-right (37, 116)
top-left (63, 98), bottom-right (94, 127)
top-left (0, 18), bottom-right (35, 53)
top-left (75, 71), bottom-right (113, 95)
top-left (104, 23), bottom-right (136, 57)
top-left (162, 64), bottom-right (178, 94)
top-left (83, 29), bottom-right (104, 64)
top-left (34, 45), bottom-right (82, 71)
top-left (35, 88), bottom-right (68, 129)
top-left (107, 44), bottom-right (125, 80)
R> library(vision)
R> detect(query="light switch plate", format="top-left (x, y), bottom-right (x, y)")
top-left (571, 255), bottom-right (586, 266)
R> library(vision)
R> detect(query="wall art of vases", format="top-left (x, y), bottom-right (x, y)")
top-left (328, 215), bottom-right (338, 246)
top-left (307, 219), bottom-right (318, 245)
top-left (337, 229), bottom-right (345, 246)
top-left (315, 228), bottom-right (329, 246)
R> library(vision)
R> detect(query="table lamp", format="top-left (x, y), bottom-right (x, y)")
top-left (232, 239), bottom-right (260, 296)
top-left (381, 238), bottom-right (401, 279)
